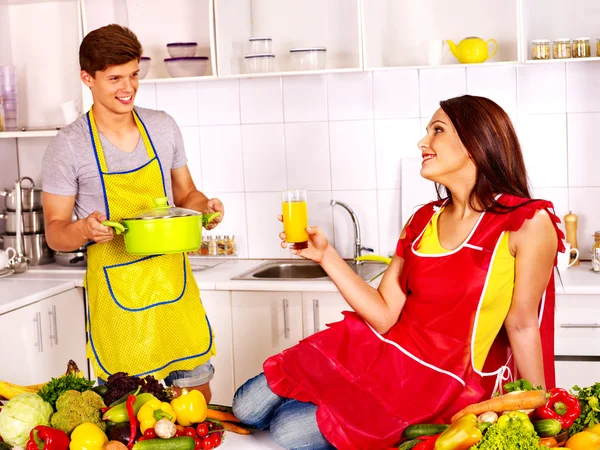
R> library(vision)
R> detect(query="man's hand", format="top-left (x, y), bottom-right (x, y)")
top-left (203, 198), bottom-right (224, 230)
top-left (79, 211), bottom-right (115, 243)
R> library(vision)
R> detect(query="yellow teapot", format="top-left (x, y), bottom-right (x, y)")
top-left (446, 37), bottom-right (498, 64)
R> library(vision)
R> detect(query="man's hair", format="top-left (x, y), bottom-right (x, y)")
top-left (79, 24), bottom-right (142, 76)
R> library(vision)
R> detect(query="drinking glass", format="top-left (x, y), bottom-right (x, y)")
top-left (281, 189), bottom-right (308, 250)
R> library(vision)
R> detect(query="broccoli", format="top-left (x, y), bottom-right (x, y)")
top-left (50, 389), bottom-right (106, 436)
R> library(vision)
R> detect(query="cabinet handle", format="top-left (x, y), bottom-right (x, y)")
top-left (560, 323), bottom-right (600, 329)
top-left (313, 299), bottom-right (320, 333)
top-left (283, 298), bottom-right (290, 339)
top-left (33, 312), bottom-right (43, 353)
top-left (48, 305), bottom-right (58, 345)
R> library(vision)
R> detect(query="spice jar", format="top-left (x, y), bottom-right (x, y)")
top-left (225, 235), bottom-right (236, 255)
top-left (532, 40), bottom-right (550, 60)
top-left (597, 38), bottom-right (600, 57)
top-left (208, 236), bottom-right (218, 256)
top-left (572, 38), bottom-right (591, 58)
top-left (216, 235), bottom-right (226, 255)
top-left (592, 232), bottom-right (600, 273)
top-left (200, 236), bottom-right (209, 256)
top-left (553, 39), bottom-right (571, 59)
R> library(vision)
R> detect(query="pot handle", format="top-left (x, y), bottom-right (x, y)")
top-left (102, 220), bottom-right (126, 235)
top-left (202, 212), bottom-right (221, 227)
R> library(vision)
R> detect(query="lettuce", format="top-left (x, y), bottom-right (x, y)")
top-left (0, 393), bottom-right (53, 447)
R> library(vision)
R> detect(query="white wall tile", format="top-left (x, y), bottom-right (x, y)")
top-left (569, 187), bottom-right (600, 257)
top-left (374, 118), bottom-right (422, 190)
top-left (516, 114), bottom-right (568, 188)
top-left (566, 62), bottom-right (600, 113)
top-left (331, 190), bottom-right (380, 258)
top-left (245, 192), bottom-right (290, 259)
top-left (419, 67), bottom-right (466, 118)
top-left (202, 192), bottom-right (249, 258)
top-left (517, 63), bottom-right (566, 114)
top-left (567, 113), bottom-right (600, 187)
top-left (134, 83), bottom-right (157, 110)
top-left (283, 75), bottom-right (328, 123)
top-left (328, 72), bottom-right (373, 121)
top-left (377, 189), bottom-right (402, 257)
top-left (241, 124), bottom-right (286, 192)
top-left (285, 122), bottom-right (331, 191)
top-left (239, 78), bottom-right (283, 124)
top-left (199, 125), bottom-right (244, 192)
top-left (329, 120), bottom-right (376, 191)
top-left (307, 191), bottom-right (335, 245)
top-left (373, 70), bottom-right (420, 119)
top-left (180, 126), bottom-right (202, 190)
top-left (197, 79), bottom-right (240, 125)
top-left (401, 157), bottom-right (438, 224)
top-left (466, 65), bottom-right (517, 114)
top-left (156, 82), bottom-right (198, 127)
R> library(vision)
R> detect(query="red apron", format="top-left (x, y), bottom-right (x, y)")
top-left (264, 195), bottom-right (564, 450)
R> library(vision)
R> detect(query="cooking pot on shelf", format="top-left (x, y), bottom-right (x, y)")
top-left (0, 176), bottom-right (42, 211)
top-left (54, 247), bottom-right (87, 267)
top-left (0, 233), bottom-right (54, 265)
top-left (102, 197), bottom-right (220, 255)
top-left (0, 210), bottom-right (45, 234)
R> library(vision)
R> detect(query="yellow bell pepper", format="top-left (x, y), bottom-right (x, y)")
top-left (68, 423), bottom-right (107, 450)
top-left (137, 398), bottom-right (177, 433)
top-left (170, 389), bottom-right (207, 426)
top-left (435, 413), bottom-right (482, 450)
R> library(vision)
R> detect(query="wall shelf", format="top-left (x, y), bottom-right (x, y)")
top-left (0, 129), bottom-right (59, 139)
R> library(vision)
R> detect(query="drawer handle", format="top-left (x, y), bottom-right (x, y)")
top-left (33, 312), bottom-right (43, 352)
top-left (560, 323), bottom-right (600, 329)
top-left (283, 299), bottom-right (290, 339)
top-left (313, 299), bottom-right (320, 333)
top-left (48, 305), bottom-right (58, 345)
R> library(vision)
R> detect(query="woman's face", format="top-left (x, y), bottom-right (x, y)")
top-left (418, 108), bottom-right (475, 185)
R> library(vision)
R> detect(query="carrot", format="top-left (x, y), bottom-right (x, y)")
top-left (206, 408), bottom-right (241, 423)
top-left (222, 421), bottom-right (252, 435)
top-left (451, 390), bottom-right (547, 423)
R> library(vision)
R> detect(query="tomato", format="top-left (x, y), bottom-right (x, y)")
top-left (202, 439), bottom-right (214, 450)
top-left (136, 436), bottom-right (149, 442)
top-left (144, 428), bottom-right (157, 439)
top-left (175, 429), bottom-right (185, 437)
top-left (184, 427), bottom-right (197, 438)
top-left (209, 433), bottom-right (222, 447)
top-left (196, 423), bottom-right (209, 438)
top-left (193, 437), bottom-right (204, 450)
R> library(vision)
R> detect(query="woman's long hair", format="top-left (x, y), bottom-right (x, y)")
top-left (438, 95), bottom-right (532, 213)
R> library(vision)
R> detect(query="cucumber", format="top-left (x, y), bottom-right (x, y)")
top-left (132, 437), bottom-right (195, 450)
top-left (397, 439), bottom-right (420, 450)
top-left (533, 419), bottom-right (562, 437)
top-left (404, 424), bottom-right (449, 440)
top-left (207, 403), bottom-right (234, 414)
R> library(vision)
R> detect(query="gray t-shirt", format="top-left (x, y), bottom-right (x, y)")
top-left (42, 107), bottom-right (188, 219)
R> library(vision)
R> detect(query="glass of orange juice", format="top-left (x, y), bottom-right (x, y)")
top-left (281, 189), bottom-right (309, 249)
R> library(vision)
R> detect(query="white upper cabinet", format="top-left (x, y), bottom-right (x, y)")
top-left (214, 0), bottom-right (363, 77)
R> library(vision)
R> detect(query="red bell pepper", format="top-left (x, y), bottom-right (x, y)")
top-left (26, 426), bottom-right (70, 450)
top-left (413, 434), bottom-right (440, 450)
top-left (536, 387), bottom-right (581, 429)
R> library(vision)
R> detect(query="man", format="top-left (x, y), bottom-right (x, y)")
top-left (42, 24), bottom-right (223, 402)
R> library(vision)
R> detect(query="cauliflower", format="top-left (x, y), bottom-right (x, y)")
top-left (50, 390), bottom-right (106, 436)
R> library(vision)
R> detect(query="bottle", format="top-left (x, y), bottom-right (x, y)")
top-left (216, 235), bottom-right (226, 255)
top-left (200, 236), bottom-right (209, 256)
top-left (564, 212), bottom-right (580, 266)
top-left (0, 97), bottom-right (5, 132)
top-left (225, 235), bottom-right (236, 255)
top-left (208, 236), bottom-right (218, 256)
top-left (592, 232), bottom-right (600, 273)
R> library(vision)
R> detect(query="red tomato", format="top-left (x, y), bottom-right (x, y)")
top-left (184, 427), bottom-right (197, 438)
top-left (175, 429), bottom-right (185, 437)
top-left (209, 433), bottom-right (222, 447)
top-left (202, 439), bottom-right (214, 450)
top-left (193, 437), bottom-right (204, 450)
top-left (196, 423), bottom-right (209, 438)
top-left (143, 428), bottom-right (157, 439)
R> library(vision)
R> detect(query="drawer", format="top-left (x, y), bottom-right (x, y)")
top-left (555, 295), bottom-right (600, 356)
top-left (555, 359), bottom-right (600, 389)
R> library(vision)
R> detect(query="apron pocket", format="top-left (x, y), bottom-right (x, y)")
top-left (104, 253), bottom-right (188, 311)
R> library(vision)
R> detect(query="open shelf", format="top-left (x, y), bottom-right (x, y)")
top-left (0, 129), bottom-right (59, 139)
top-left (525, 56), bottom-right (600, 64)
top-left (214, 0), bottom-right (362, 76)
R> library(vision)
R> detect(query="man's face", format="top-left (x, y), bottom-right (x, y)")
top-left (81, 59), bottom-right (140, 115)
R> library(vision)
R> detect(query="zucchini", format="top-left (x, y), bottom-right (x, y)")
top-left (533, 419), bottom-right (562, 437)
top-left (207, 403), bottom-right (234, 414)
top-left (132, 437), bottom-right (195, 450)
top-left (397, 439), bottom-right (420, 450)
top-left (404, 424), bottom-right (449, 439)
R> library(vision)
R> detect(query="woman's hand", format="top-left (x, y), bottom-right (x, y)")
top-left (278, 215), bottom-right (330, 263)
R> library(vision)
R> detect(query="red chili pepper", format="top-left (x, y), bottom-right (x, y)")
top-left (26, 426), bottom-right (70, 450)
top-left (126, 394), bottom-right (138, 449)
top-left (413, 434), bottom-right (440, 450)
top-left (536, 387), bottom-right (581, 429)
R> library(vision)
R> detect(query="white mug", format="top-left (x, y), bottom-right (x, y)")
top-left (0, 247), bottom-right (16, 268)
top-left (424, 40), bottom-right (449, 66)
top-left (557, 243), bottom-right (579, 271)
top-left (60, 100), bottom-right (82, 125)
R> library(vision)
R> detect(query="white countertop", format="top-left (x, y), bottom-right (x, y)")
top-left (1, 258), bottom-right (599, 316)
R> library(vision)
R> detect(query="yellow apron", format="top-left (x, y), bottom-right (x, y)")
top-left (84, 108), bottom-right (215, 381)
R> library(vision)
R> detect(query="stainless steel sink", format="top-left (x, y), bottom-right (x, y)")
top-left (232, 260), bottom-right (388, 282)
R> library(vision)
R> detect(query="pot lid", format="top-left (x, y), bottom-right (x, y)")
top-left (124, 197), bottom-right (201, 220)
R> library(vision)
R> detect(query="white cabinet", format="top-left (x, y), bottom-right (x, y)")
top-left (201, 290), bottom-right (235, 406)
top-left (231, 291), bottom-right (302, 390)
top-left (301, 291), bottom-right (350, 338)
top-left (555, 360), bottom-right (600, 390)
top-left (0, 288), bottom-right (87, 385)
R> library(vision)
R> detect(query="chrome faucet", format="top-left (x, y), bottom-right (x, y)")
top-left (330, 199), bottom-right (373, 264)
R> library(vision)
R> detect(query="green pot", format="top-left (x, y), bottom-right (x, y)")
top-left (102, 197), bottom-right (220, 255)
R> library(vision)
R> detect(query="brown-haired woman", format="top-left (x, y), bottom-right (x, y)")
top-left (232, 95), bottom-right (564, 450)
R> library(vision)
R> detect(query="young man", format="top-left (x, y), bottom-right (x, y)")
top-left (42, 24), bottom-right (223, 401)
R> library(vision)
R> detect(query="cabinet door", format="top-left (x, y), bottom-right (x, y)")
top-left (301, 292), bottom-right (351, 338)
top-left (231, 291), bottom-right (302, 390)
top-left (201, 290), bottom-right (234, 406)
top-left (555, 360), bottom-right (600, 389)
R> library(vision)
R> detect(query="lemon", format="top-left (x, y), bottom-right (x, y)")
top-left (565, 431), bottom-right (600, 450)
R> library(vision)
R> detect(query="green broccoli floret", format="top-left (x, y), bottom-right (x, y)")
top-left (50, 389), bottom-right (106, 436)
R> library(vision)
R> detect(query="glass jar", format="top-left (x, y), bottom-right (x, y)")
top-left (216, 235), bottom-right (226, 255)
top-left (200, 236), bottom-right (209, 256)
top-left (207, 236), bottom-right (218, 256)
top-left (592, 231), bottom-right (600, 273)
top-left (572, 38), bottom-right (591, 58)
top-left (225, 235), bottom-right (236, 255)
top-left (553, 39), bottom-right (571, 59)
top-left (531, 40), bottom-right (550, 60)
top-left (597, 38), bottom-right (600, 57)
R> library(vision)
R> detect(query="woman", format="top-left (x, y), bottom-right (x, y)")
top-left (232, 95), bottom-right (564, 450)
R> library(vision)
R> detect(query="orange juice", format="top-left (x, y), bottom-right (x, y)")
top-left (282, 200), bottom-right (309, 249)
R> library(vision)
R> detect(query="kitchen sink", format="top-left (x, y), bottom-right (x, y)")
top-left (232, 259), bottom-right (388, 282)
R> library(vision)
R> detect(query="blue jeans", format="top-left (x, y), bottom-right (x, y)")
top-left (232, 373), bottom-right (334, 450)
